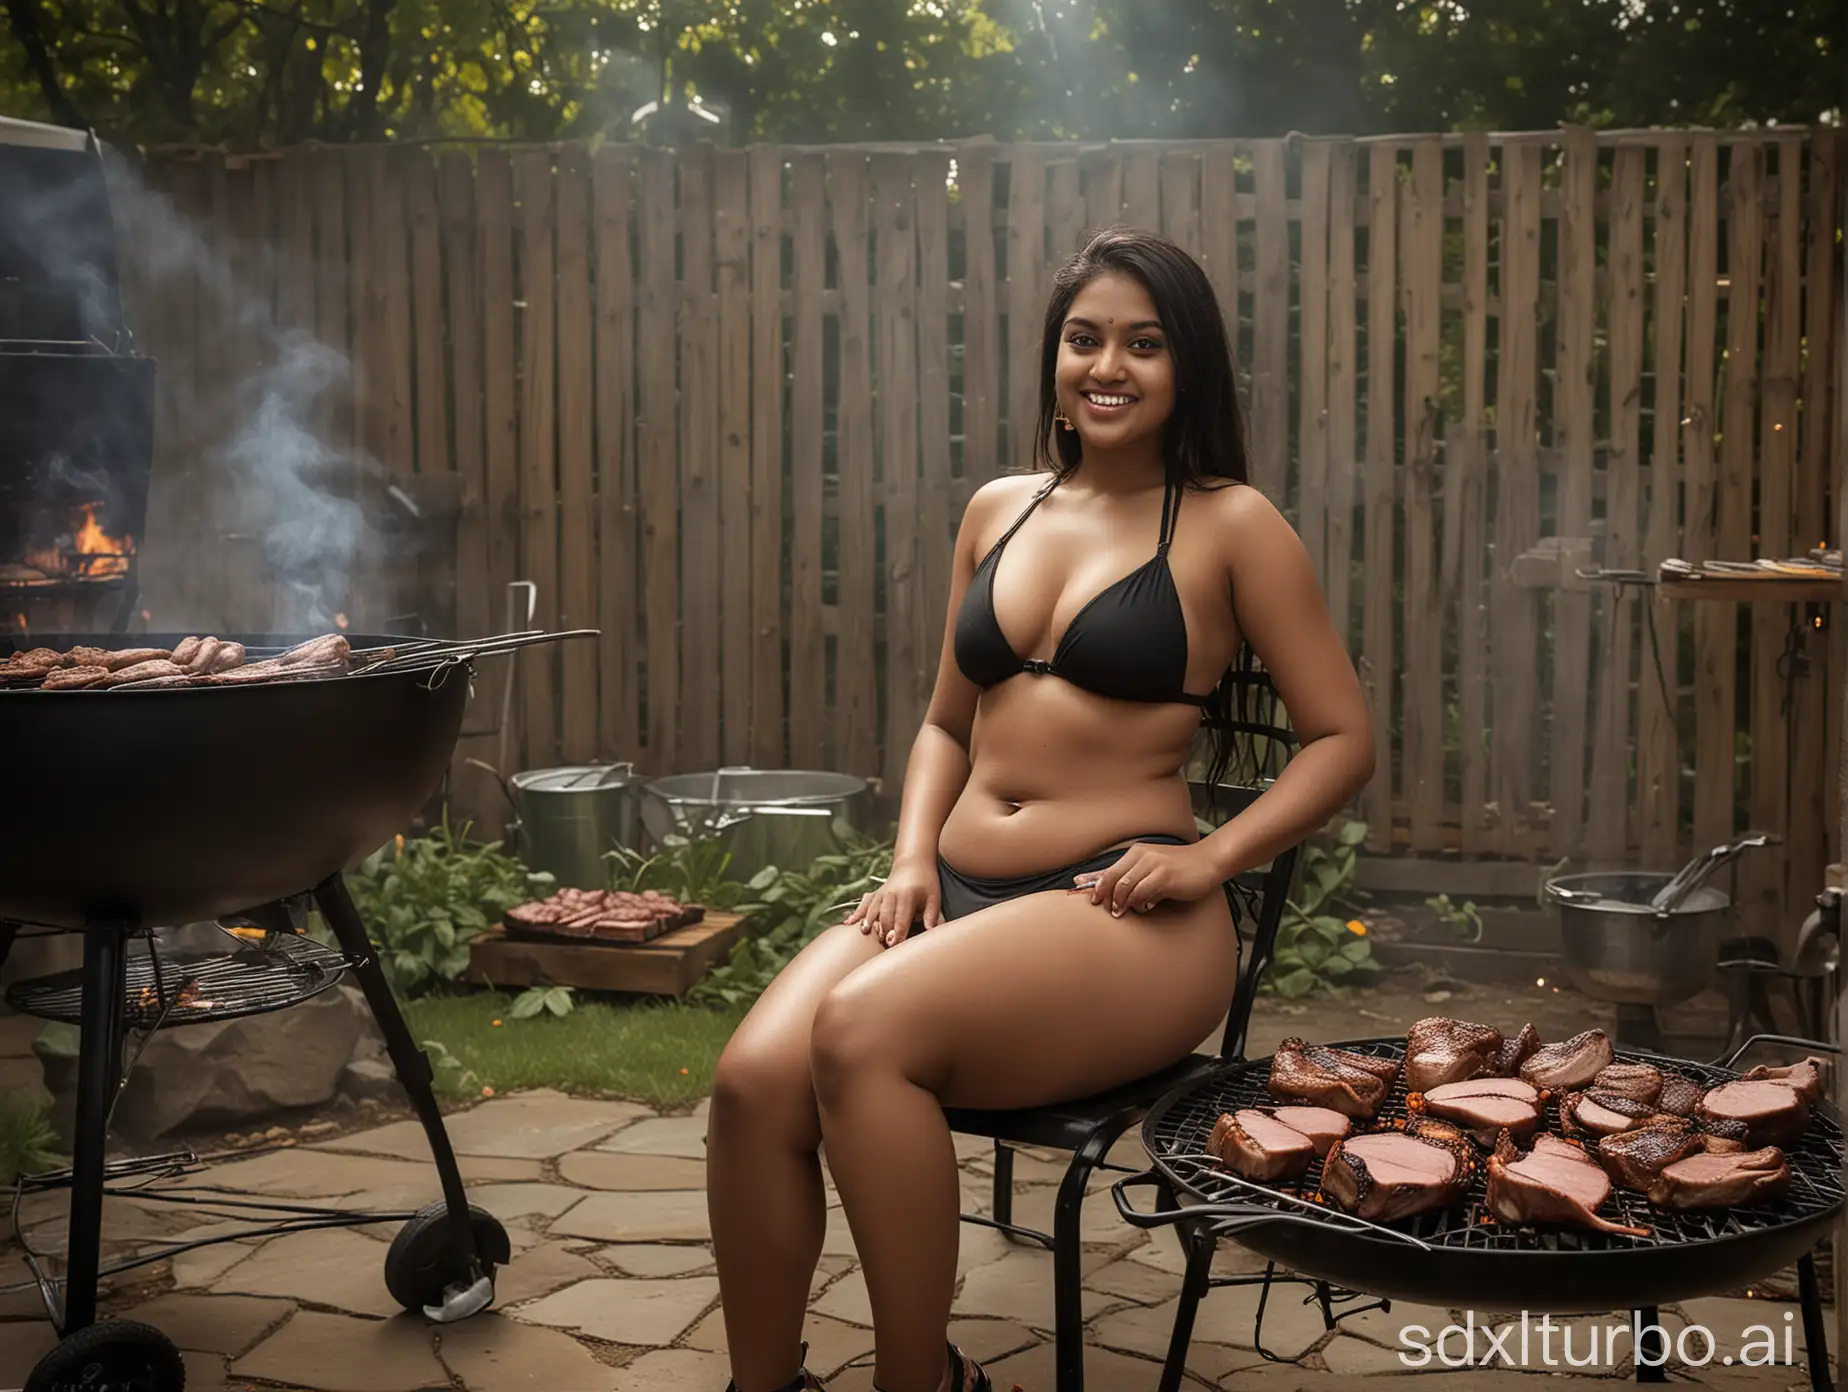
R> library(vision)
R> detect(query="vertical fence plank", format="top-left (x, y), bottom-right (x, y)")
top-left (959, 145), bottom-right (999, 488)
top-left (1639, 138), bottom-right (1687, 867)
top-left (1794, 136), bottom-right (1840, 913)
top-left (1751, 137), bottom-right (1802, 935)
top-left (1047, 157), bottom-right (1083, 265)
top-left (1082, 148), bottom-right (1122, 235)
top-left (1361, 144), bottom-right (1398, 852)
top-left (1401, 140), bottom-right (1444, 851)
top-left (1455, 133), bottom-right (1490, 855)
top-left (1685, 134), bottom-right (1725, 853)
top-left (514, 148), bottom-right (560, 770)
top-left (406, 153), bottom-right (448, 483)
top-left (1123, 149), bottom-right (1159, 227)
top-left (1200, 146), bottom-right (1237, 327)
top-left (476, 150), bottom-right (521, 769)
top-left (875, 154), bottom-right (922, 790)
top-left (555, 146), bottom-right (598, 765)
top-left (1253, 141), bottom-right (1289, 503)
top-left (916, 151), bottom-right (954, 677)
top-left (1297, 142), bottom-right (1329, 586)
top-left (373, 150), bottom-right (415, 479)
top-left (1160, 150), bottom-right (1200, 260)
top-left (1496, 143), bottom-right (1543, 857)
top-left (592, 145), bottom-right (639, 760)
top-left (1589, 146), bottom-right (1646, 866)
top-left (829, 152), bottom-right (878, 775)
top-left (637, 148), bottom-right (680, 769)
top-left (748, 145), bottom-right (787, 767)
top-left (787, 154), bottom-right (827, 768)
top-left (1549, 128), bottom-right (1598, 861)
top-left (1324, 142), bottom-right (1358, 661)
top-left (715, 149), bottom-right (755, 767)
top-left (679, 146), bottom-right (722, 773)
top-left (1006, 150), bottom-right (1045, 472)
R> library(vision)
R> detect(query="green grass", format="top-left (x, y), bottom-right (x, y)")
top-left (400, 994), bottom-right (747, 1109)
top-left (0, 1092), bottom-right (60, 1182)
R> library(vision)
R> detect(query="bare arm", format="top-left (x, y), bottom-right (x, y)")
top-left (1197, 487), bottom-right (1376, 881)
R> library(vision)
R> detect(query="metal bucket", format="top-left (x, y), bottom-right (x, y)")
top-left (1544, 870), bottom-right (1733, 1006)
top-left (640, 767), bottom-right (871, 883)
top-left (510, 763), bottom-right (642, 888)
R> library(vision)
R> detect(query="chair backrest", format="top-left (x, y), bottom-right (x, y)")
top-left (1190, 668), bottom-right (1303, 1062)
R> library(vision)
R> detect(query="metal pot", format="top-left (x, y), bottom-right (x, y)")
top-left (640, 767), bottom-right (872, 883)
top-left (509, 763), bottom-right (642, 889)
top-left (1544, 870), bottom-right (1732, 1006)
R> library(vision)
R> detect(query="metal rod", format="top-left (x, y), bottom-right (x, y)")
top-left (63, 929), bottom-right (126, 1333)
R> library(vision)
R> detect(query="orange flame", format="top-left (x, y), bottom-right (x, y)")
top-left (18, 503), bottom-right (133, 581)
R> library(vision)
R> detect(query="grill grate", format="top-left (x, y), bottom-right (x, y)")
top-left (1148, 1039), bottom-right (1845, 1253)
top-left (5, 932), bottom-right (349, 1029)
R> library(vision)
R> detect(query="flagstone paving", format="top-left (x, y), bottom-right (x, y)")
top-left (0, 1087), bottom-right (1831, 1390)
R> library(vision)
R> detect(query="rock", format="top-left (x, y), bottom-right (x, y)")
top-left (105, 986), bottom-right (370, 1141)
top-left (340, 1056), bottom-right (401, 1105)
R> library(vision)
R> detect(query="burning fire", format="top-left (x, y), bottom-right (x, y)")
top-left (17, 503), bottom-right (133, 582)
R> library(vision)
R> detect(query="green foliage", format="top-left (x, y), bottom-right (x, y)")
top-left (604, 837), bottom-right (771, 916)
top-left (685, 832), bottom-right (894, 1011)
top-left (0, 1093), bottom-right (61, 1184)
top-left (1265, 818), bottom-right (1380, 1000)
top-left (1425, 892), bottom-right (1484, 944)
top-left (511, 984), bottom-right (577, 1019)
top-left (343, 812), bottom-right (554, 996)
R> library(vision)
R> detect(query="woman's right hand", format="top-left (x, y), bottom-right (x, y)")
top-left (845, 857), bottom-right (941, 947)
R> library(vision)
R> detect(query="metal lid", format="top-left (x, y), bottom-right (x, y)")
top-left (510, 763), bottom-right (637, 793)
top-left (645, 769), bottom-right (867, 805)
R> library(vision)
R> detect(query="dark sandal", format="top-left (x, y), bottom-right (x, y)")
top-left (726, 1341), bottom-right (825, 1392)
top-left (948, 1341), bottom-right (993, 1392)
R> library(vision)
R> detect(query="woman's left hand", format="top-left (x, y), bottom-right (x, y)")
top-left (1074, 842), bottom-right (1224, 916)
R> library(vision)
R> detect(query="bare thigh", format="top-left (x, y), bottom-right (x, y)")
top-left (711, 917), bottom-right (886, 1144)
top-left (810, 890), bottom-right (1240, 1109)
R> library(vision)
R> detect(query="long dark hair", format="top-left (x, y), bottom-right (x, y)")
top-left (1031, 226), bottom-right (1271, 805)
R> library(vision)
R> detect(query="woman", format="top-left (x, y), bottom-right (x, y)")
top-left (706, 227), bottom-right (1374, 1392)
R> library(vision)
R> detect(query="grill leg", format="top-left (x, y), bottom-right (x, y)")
top-left (1799, 1251), bottom-right (1833, 1392)
top-left (991, 1141), bottom-right (1015, 1234)
top-left (1158, 1225), bottom-right (1214, 1392)
top-left (1633, 1307), bottom-right (1666, 1382)
top-left (313, 874), bottom-right (480, 1283)
top-left (63, 929), bottom-right (127, 1334)
top-left (1052, 1131), bottom-right (1112, 1392)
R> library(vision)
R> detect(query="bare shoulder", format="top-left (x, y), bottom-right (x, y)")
top-left (1191, 481), bottom-right (1301, 554)
top-left (959, 471), bottom-right (1047, 542)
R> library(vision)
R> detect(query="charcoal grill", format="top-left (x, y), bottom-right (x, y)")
top-left (1115, 1035), bottom-right (1842, 1389)
top-left (0, 628), bottom-right (591, 1392)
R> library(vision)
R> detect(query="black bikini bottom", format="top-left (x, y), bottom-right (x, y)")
top-left (931, 834), bottom-right (1194, 925)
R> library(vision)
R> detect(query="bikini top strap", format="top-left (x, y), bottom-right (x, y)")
top-left (985, 474), bottom-right (1061, 559)
top-left (1157, 474), bottom-right (1181, 553)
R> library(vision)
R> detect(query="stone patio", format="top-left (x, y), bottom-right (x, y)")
top-left (0, 1087), bottom-right (1831, 1391)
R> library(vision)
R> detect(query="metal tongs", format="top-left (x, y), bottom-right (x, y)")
top-left (1649, 832), bottom-right (1781, 912)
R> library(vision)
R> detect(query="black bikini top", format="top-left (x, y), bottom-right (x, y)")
top-left (953, 472), bottom-right (1211, 707)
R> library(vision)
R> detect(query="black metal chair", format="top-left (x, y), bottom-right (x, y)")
top-left (943, 680), bottom-right (1300, 1392)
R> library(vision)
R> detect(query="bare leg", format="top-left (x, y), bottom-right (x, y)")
top-left (708, 921), bottom-right (883, 1391)
top-left (810, 890), bottom-right (1240, 1392)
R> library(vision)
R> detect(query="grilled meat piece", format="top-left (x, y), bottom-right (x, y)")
top-left (277, 633), bottom-right (351, 669)
top-left (39, 664), bottom-right (110, 690)
top-left (1596, 1121), bottom-right (1744, 1193)
top-left (1519, 1030), bottom-right (1615, 1091)
top-left (1415, 1076), bottom-right (1543, 1146)
top-left (1320, 1116), bottom-right (1475, 1221)
top-left (98, 659), bottom-right (188, 687)
top-left (1738, 1057), bottom-right (1828, 1105)
top-left (5, 647), bottom-right (67, 671)
top-left (1592, 1063), bottom-right (1663, 1105)
top-left (1268, 1106), bottom-right (1351, 1157)
top-left (1207, 1110), bottom-right (1317, 1182)
top-left (1493, 1022), bottom-right (1542, 1078)
top-left (171, 636), bottom-right (204, 666)
top-left (1558, 1089), bottom-right (1673, 1139)
top-left (1645, 1146), bottom-right (1792, 1210)
top-left (1487, 1132), bottom-right (1650, 1237)
top-left (1696, 1080), bottom-right (1812, 1148)
top-left (100, 647), bottom-right (173, 671)
top-left (185, 636), bottom-right (223, 673)
top-left (1403, 1017), bottom-right (1503, 1092)
top-left (1267, 1039), bottom-right (1402, 1119)
top-left (210, 640), bottom-right (246, 672)
top-left (1654, 1073), bottom-right (1703, 1118)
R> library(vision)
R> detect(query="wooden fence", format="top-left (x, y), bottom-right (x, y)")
top-left (118, 129), bottom-right (1844, 934)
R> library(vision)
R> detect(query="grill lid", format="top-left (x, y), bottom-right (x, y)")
top-left (0, 116), bottom-right (129, 346)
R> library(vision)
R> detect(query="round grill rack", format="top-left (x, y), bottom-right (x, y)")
top-left (6, 931), bottom-right (348, 1029)
top-left (1137, 1037), bottom-right (1845, 1312)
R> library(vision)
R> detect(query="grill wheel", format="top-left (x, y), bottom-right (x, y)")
top-left (24, 1318), bottom-right (184, 1392)
top-left (383, 1200), bottom-right (513, 1313)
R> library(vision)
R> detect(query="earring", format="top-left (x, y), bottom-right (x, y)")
top-left (1054, 410), bottom-right (1075, 431)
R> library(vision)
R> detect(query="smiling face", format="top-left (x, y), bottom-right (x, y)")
top-left (1054, 271), bottom-right (1176, 453)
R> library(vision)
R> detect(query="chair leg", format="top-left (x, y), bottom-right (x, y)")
top-left (1052, 1132), bottom-right (1112, 1392)
top-left (1158, 1224), bottom-right (1214, 1392)
top-left (992, 1141), bottom-right (1015, 1234)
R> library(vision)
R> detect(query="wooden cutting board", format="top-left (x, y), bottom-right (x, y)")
top-left (464, 911), bottom-right (747, 998)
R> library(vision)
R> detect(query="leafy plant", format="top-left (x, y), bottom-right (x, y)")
top-left (605, 837), bottom-right (774, 916)
top-left (1426, 892), bottom-right (1484, 943)
top-left (1265, 820), bottom-right (1381, 1000)
top-left (0, 1093), bottom-right (60, 1184)
top-left (343, 810), bottom-right (554, 995)
top-left (686, 832), bottom-right (895, 1010)
top-left (512, 984), bottom-right (577, 1019)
